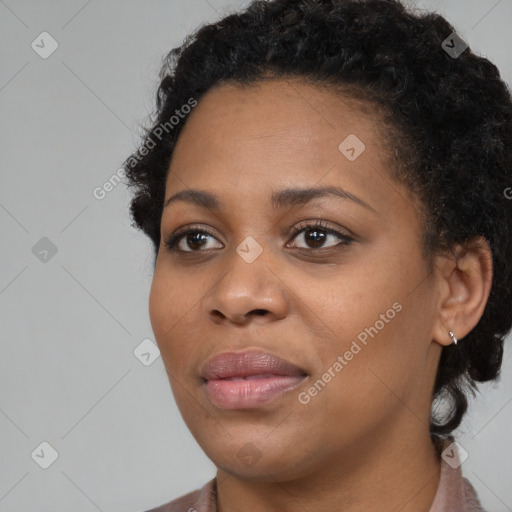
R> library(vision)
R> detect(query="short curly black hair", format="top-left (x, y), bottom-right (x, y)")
top-left (122, 0), bottom-right (512, 437)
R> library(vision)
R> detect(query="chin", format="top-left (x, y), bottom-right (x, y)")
top-left (197, 432), bottom-right (320, 482)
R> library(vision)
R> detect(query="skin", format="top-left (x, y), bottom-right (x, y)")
top-left (149, 78), bottom-right (493, 512)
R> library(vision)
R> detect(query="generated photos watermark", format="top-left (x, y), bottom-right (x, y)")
top-left (298, 301), bottom-right (403, 405)
top-left (124, 97), bottom-right (198, 169)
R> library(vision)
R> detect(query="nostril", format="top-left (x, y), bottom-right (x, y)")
top-left (251, 309), bottom-right (268, 316)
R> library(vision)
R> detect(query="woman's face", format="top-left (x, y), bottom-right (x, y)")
top-left (149, 78), bottom-right (445, 480)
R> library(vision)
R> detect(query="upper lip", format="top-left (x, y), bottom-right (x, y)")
top-left (201, 350), bottom-right (308, 380)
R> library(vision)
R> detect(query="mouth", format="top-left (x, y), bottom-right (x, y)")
top-left (201, 350), bottom-right (308, 409)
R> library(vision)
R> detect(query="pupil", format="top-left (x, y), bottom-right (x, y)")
top-left (187, 232), bottom-right (207, 249)
top-left (306, 229), bottom-right (326, 248)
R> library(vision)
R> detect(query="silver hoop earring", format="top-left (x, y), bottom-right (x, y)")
top-left (449, 330), bottom-right (458, 345)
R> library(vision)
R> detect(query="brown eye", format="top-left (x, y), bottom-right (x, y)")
top-left (165, 228), bottom-right (223, 252)
top-left (288, 221), bottom-right (354, 250)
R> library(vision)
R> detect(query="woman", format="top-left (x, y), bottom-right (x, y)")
top-left (123, 0), bottom-right (512, 510)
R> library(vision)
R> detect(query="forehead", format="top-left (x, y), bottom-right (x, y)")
top-left (164, 78), bottom-right (414, 223)
top-left (170, 80), bottom-right (385, 176)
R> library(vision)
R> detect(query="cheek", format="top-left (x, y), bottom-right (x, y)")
top-left (309, 294), bottom-right (432, 427)
top-left (302, 247), bottom-right (425, 384)
top-left (301, 264), bottom-right (401, 346)
top-left (148, 267), bottom-right (173, 341)
top-left (148, 266), bottom-right (196, 365)
top-left (149, 261), bottom-right (200, 325)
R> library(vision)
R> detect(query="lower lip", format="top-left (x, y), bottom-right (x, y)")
top-left (204, 374), bottom-right (306, 409)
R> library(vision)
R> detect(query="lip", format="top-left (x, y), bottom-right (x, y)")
top-left (201, 350), bottom-right (308, 409)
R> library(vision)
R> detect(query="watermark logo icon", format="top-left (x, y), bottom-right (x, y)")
top-left (339, 134), bottom-right (365, 161)
top-left (236, 236), bottom-right (263, 263)
top-left (134, 338), bottom-right (160, 366)
top-left (442, 32), bottom-right (468, 59)
top-left (237, 442), bottom-right (262, 467)
top-left (441, 441), bottom-right (469, 468)
top-left (32, 237), bottom-right (58, 263)
top-left (31, 32), bottom-right (59, 59)
top-left (31, 441), bottom-right (59, 469)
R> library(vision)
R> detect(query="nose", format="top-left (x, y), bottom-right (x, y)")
top-left (203, 246), bottom-right (289, 325)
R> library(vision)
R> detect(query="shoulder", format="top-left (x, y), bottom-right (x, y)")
top-left (142, 489), bottom-right (199, 512)
top-left (141, 479), bottom-right (217, 512)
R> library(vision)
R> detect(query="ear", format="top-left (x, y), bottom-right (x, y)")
top-left (432, 236), bottom-right (493, 347)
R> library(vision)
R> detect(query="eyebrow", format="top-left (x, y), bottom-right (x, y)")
top-left (163, 185), bottom-right (377, 213)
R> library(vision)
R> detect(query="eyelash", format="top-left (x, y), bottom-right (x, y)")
top-left (164, 220), bottom-right (354, 254)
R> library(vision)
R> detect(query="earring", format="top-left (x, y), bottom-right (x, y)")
top-left (448, 330), bottom-right (458, 345)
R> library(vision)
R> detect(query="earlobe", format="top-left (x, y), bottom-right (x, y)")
top-left (432, 236), bottom-right (493, 347)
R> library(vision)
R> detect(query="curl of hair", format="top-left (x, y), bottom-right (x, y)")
top-left (122, 0), bottom-right (512, 436)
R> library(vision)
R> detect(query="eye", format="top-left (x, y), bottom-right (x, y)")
top-left (165, 226), bottom-right (223, 253)
top-left (164, 220), bottom-right (354, 254)
top-left (287, 220), bottom-right (354, 250)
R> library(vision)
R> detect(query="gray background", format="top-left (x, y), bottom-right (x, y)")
top-left (0, 0), bottom-right (511, 511)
